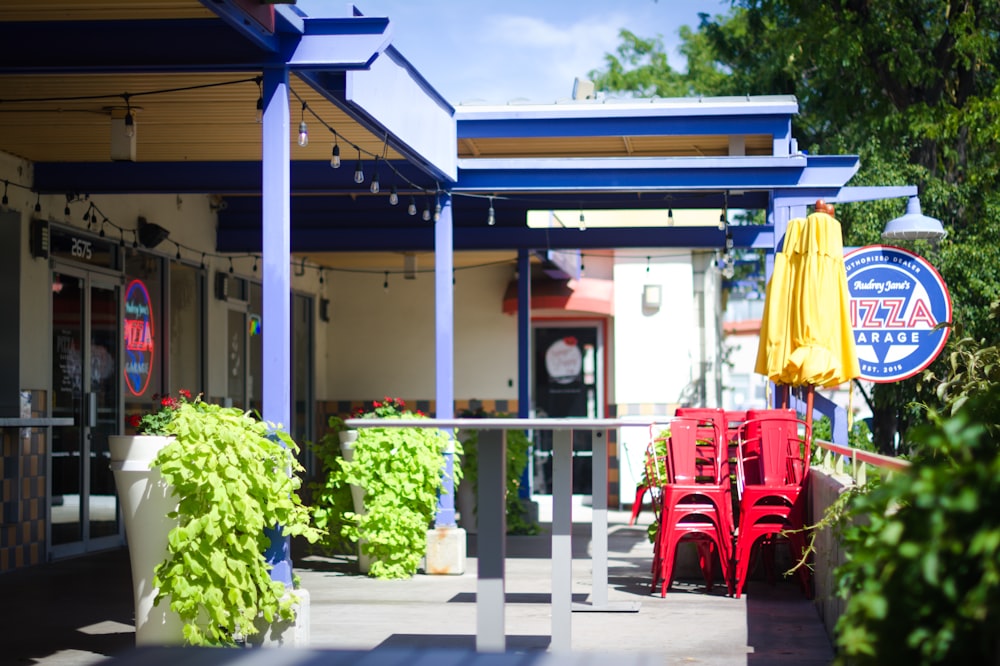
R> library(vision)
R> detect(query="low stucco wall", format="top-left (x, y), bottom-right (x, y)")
top-left (809, 466), bottom-right (854, 641)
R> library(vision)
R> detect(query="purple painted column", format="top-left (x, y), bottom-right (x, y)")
top-left (260, 66), bottom-right (293, 585)
top-left (434, 192), bottom-right (456, 527)
top-left (517, 249), bottom-right (532, 497)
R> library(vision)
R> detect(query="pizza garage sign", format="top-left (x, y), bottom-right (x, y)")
top-left (844, 245), bottom-right (951, 383)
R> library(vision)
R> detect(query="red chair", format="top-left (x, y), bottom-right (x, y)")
top-left (650, 417), bottom-right (735, 597)
top-left (732, 412), bottom-right (812, 599)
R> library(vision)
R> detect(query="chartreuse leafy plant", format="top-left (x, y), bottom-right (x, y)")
top-left (457, 411), bottom-right (540, 536)
top-left (152, 397), bottom-right (322, 646)
top-left (311, 397), bottom-right (460, 579)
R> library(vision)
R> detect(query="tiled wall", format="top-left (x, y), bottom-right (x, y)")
top-left (0, 390), bottom-right (47, 573)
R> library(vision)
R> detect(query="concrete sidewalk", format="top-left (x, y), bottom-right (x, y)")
top-left (0, 500), bottom-right (835, 665)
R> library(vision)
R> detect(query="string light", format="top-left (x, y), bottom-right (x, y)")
top-left (668, 207), bottom-right (674, 222)
top-left (579, 210), bottom-right (586, 232)
top-left (370, 158), bottom-right (380, 194)
top-left (383, 271), bottom-right (389, 292)
top-left (318, 268), bottom-right (325, 285)
top-left (433, 199), bottom-right (442, 222)
top-left (64, 196), bottom-right (71, 217)
top-left (228, 257), bottom-right (235, 274)
top-left (1, 181), bottom-right (7, 208)
top-left (389, 184), bottom-right (399, 206)
top-left (123, 94), bottom-right (135, 138)
top-left (487, 197), bottom-right (496, 226)
top-left (201, 253), bottom-right (207, 270)
top-left (34, 193), bottom-right (40, 213)
top-left (422, 198), bottom-right (432, 221)
top-left (119, 228), bottom-right (126, 248)
top-left (297, 102), bottom-right (309, 147)
top-left (646, 256), bottom-right (651, 273)
top-left (407, 196), bottom-right (417, 216)
top-left (255, 77), bottom-right (263, 123)
top-left (330, 132), bottom-right (341, 169)
top-left (99, 218), bottom-right (106, 237)
top-left (252, 255), bottom-right (258, 272)
top-left (175, 241), bottom-right (182, 261)
top-left (132, 230), bottom-right (139, 248)
top-left (353, 149), bottom-right (365, 184)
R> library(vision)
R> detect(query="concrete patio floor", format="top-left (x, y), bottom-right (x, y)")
top-left (0, 499), bottom-right (835, 665)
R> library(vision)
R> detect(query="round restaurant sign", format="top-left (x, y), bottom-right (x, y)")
top-left (843, 245), bottom-right (951, 383)
top-left (123, 279), bottom-right (155, 396)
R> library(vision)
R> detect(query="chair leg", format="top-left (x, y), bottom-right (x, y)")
top-left (629, 484), bottom-right (648, 526)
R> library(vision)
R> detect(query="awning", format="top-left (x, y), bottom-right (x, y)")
top-left (502, 277), bottom-right (614, 316)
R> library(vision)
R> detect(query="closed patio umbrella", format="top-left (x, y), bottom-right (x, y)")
top-left (755, 202), bottom-right (860, 418)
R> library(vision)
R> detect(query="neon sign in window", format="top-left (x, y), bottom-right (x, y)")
top-left (123, 279), bottom-right (154, 396)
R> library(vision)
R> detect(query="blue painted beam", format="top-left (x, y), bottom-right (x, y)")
top-left (455, 155), bottom-right (859, 192)
top-left (0, 20), bottom-right (276, 74)
top-left (458, 115), bottom-right (790, 140)
top-left (216, 224), bottom-right (771, 253)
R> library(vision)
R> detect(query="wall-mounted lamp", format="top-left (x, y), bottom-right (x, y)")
top-left (137, 216), bottom-right (170, 248)
top-left (882, 196), bottom-right (946, 241)
top-left (642, 284), bottom-right (662, 313)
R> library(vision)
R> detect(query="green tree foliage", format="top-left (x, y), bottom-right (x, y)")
top-left (590, 0), bottom-right (1000, 450)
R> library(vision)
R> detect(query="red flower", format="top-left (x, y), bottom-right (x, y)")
top-left (126, 414), bottom-right (141, 428)
top-left (178, 388), bottom-right (192, 400)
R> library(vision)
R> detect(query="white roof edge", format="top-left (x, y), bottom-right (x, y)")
top-left (454, 95), bottom-right (798, 119)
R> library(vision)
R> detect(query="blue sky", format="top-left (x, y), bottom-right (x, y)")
top-left (351, 0), bottom-right (729, 105)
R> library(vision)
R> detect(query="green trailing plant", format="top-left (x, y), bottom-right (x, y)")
top-left (457, 409), bottom-right (540, 536)
top-left (310, 397), bottom-right (460, 579)
top-left (150, 396), bottom-right (322, 646)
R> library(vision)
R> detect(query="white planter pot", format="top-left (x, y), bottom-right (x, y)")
top-left (338, 431), bottom-right (372, 574)
top-left (109, 435), bottom-right (184, 646)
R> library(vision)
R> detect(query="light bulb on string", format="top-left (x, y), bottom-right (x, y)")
top-left (34, 193), bottom-right (41, 213)
top-left (407, 197), bottom-right (417, 216)
top-left (389, 184), bottom-right (399, 206)
top-left (175, 242), bottom-right (182, 261)
top-left (64, 198), bottom-right (70, 217)
top-left (668, 207), bottom-right (674, 223)
top-left (433, 200), bottom-right (442, 222)
top-left (82, 204), bottom-right (91, 223)
top-left (330, 136), bottom-right (341, 168)
top-left (646, 256), bottom-right (651, 273)
top-left (119, 229), bottom-right (126, 248)
top-left (252, 255), bottom-right (258, 273)
top-left (579, 210), bottom-right (586, 232)
top-left (200, 253), bottom-right (207, 270)
top-left (487, 197), bottom-right (496, 226)
top-left (383, 271), bottom-right (389, 293)
top-left (124, 106), bottom-right (135, 139)
top-left (297, 103), bottom-right (308, 147)
top-left (132, 230), bottom-right (139, 249)
top-left (422, 199), bottom-right (432, 221)
top-left (318, 268), bottom-right (325, 285)
top-left (370, 160), bottom-right (380, 194)
top-left (353, 149), bottom-right (365, 184)
top-left (255, 78), bottom-right (263, 123)
top-left (1, 181), bottom-right (8, 208)
top-left (228, 257), bottom-right (235, 274)
top-left (99, 218), bottom-right (106, 237)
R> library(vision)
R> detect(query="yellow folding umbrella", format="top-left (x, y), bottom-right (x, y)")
top-left (755, 202), bottom-right (860, 410)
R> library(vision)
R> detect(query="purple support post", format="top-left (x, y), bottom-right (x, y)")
top-left (434, 193), bottom-right (456, 527)
top-left (517, 249), bottom-right (532, 498)
top-left (260, 66), bottom-right (293, 585)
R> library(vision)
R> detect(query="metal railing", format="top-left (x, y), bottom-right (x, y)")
top-left (813, 438), bottom-right (910, 485)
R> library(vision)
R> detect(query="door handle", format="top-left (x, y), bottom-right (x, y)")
top-left (86, 392), bottom-right (97, 428)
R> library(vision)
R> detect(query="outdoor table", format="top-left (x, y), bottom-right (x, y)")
top-left (345, 417), bottom-right (649, 652)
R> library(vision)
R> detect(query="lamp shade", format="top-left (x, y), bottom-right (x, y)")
top-left (882, 197), bottom-right (946, 240)
top-left (137, 217), bottom-right (170, 248)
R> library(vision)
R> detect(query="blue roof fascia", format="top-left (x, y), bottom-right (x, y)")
top-left (299, 45), bottom-right (456, 183)
top-left (454, 154), bottom-right (861, 193)
top-left (0, 19), bottom-right (280, 74)
top-left (216, 223), bottom-right (770, 253)
top-left (458, 112), bottom-right (791, 141)
top-left (200, 0), bottom-right (289, 52)
top-left (286, 16), bottom-right (392, 69)
top-left (455, 96), bottom-right (797, 122)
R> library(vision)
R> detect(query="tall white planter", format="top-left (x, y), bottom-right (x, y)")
top-left (338, 431), bottom-right (372, 574)
top-left (109, 435), bottom-right (184, 646)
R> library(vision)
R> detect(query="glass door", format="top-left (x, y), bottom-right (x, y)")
top-left (50, 268), bottom-right (123, 556)
top-left (532, 324), bottom-right (602, 495)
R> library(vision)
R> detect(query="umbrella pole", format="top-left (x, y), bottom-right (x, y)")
top-left (805, 385), bottom-right (815, 436)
